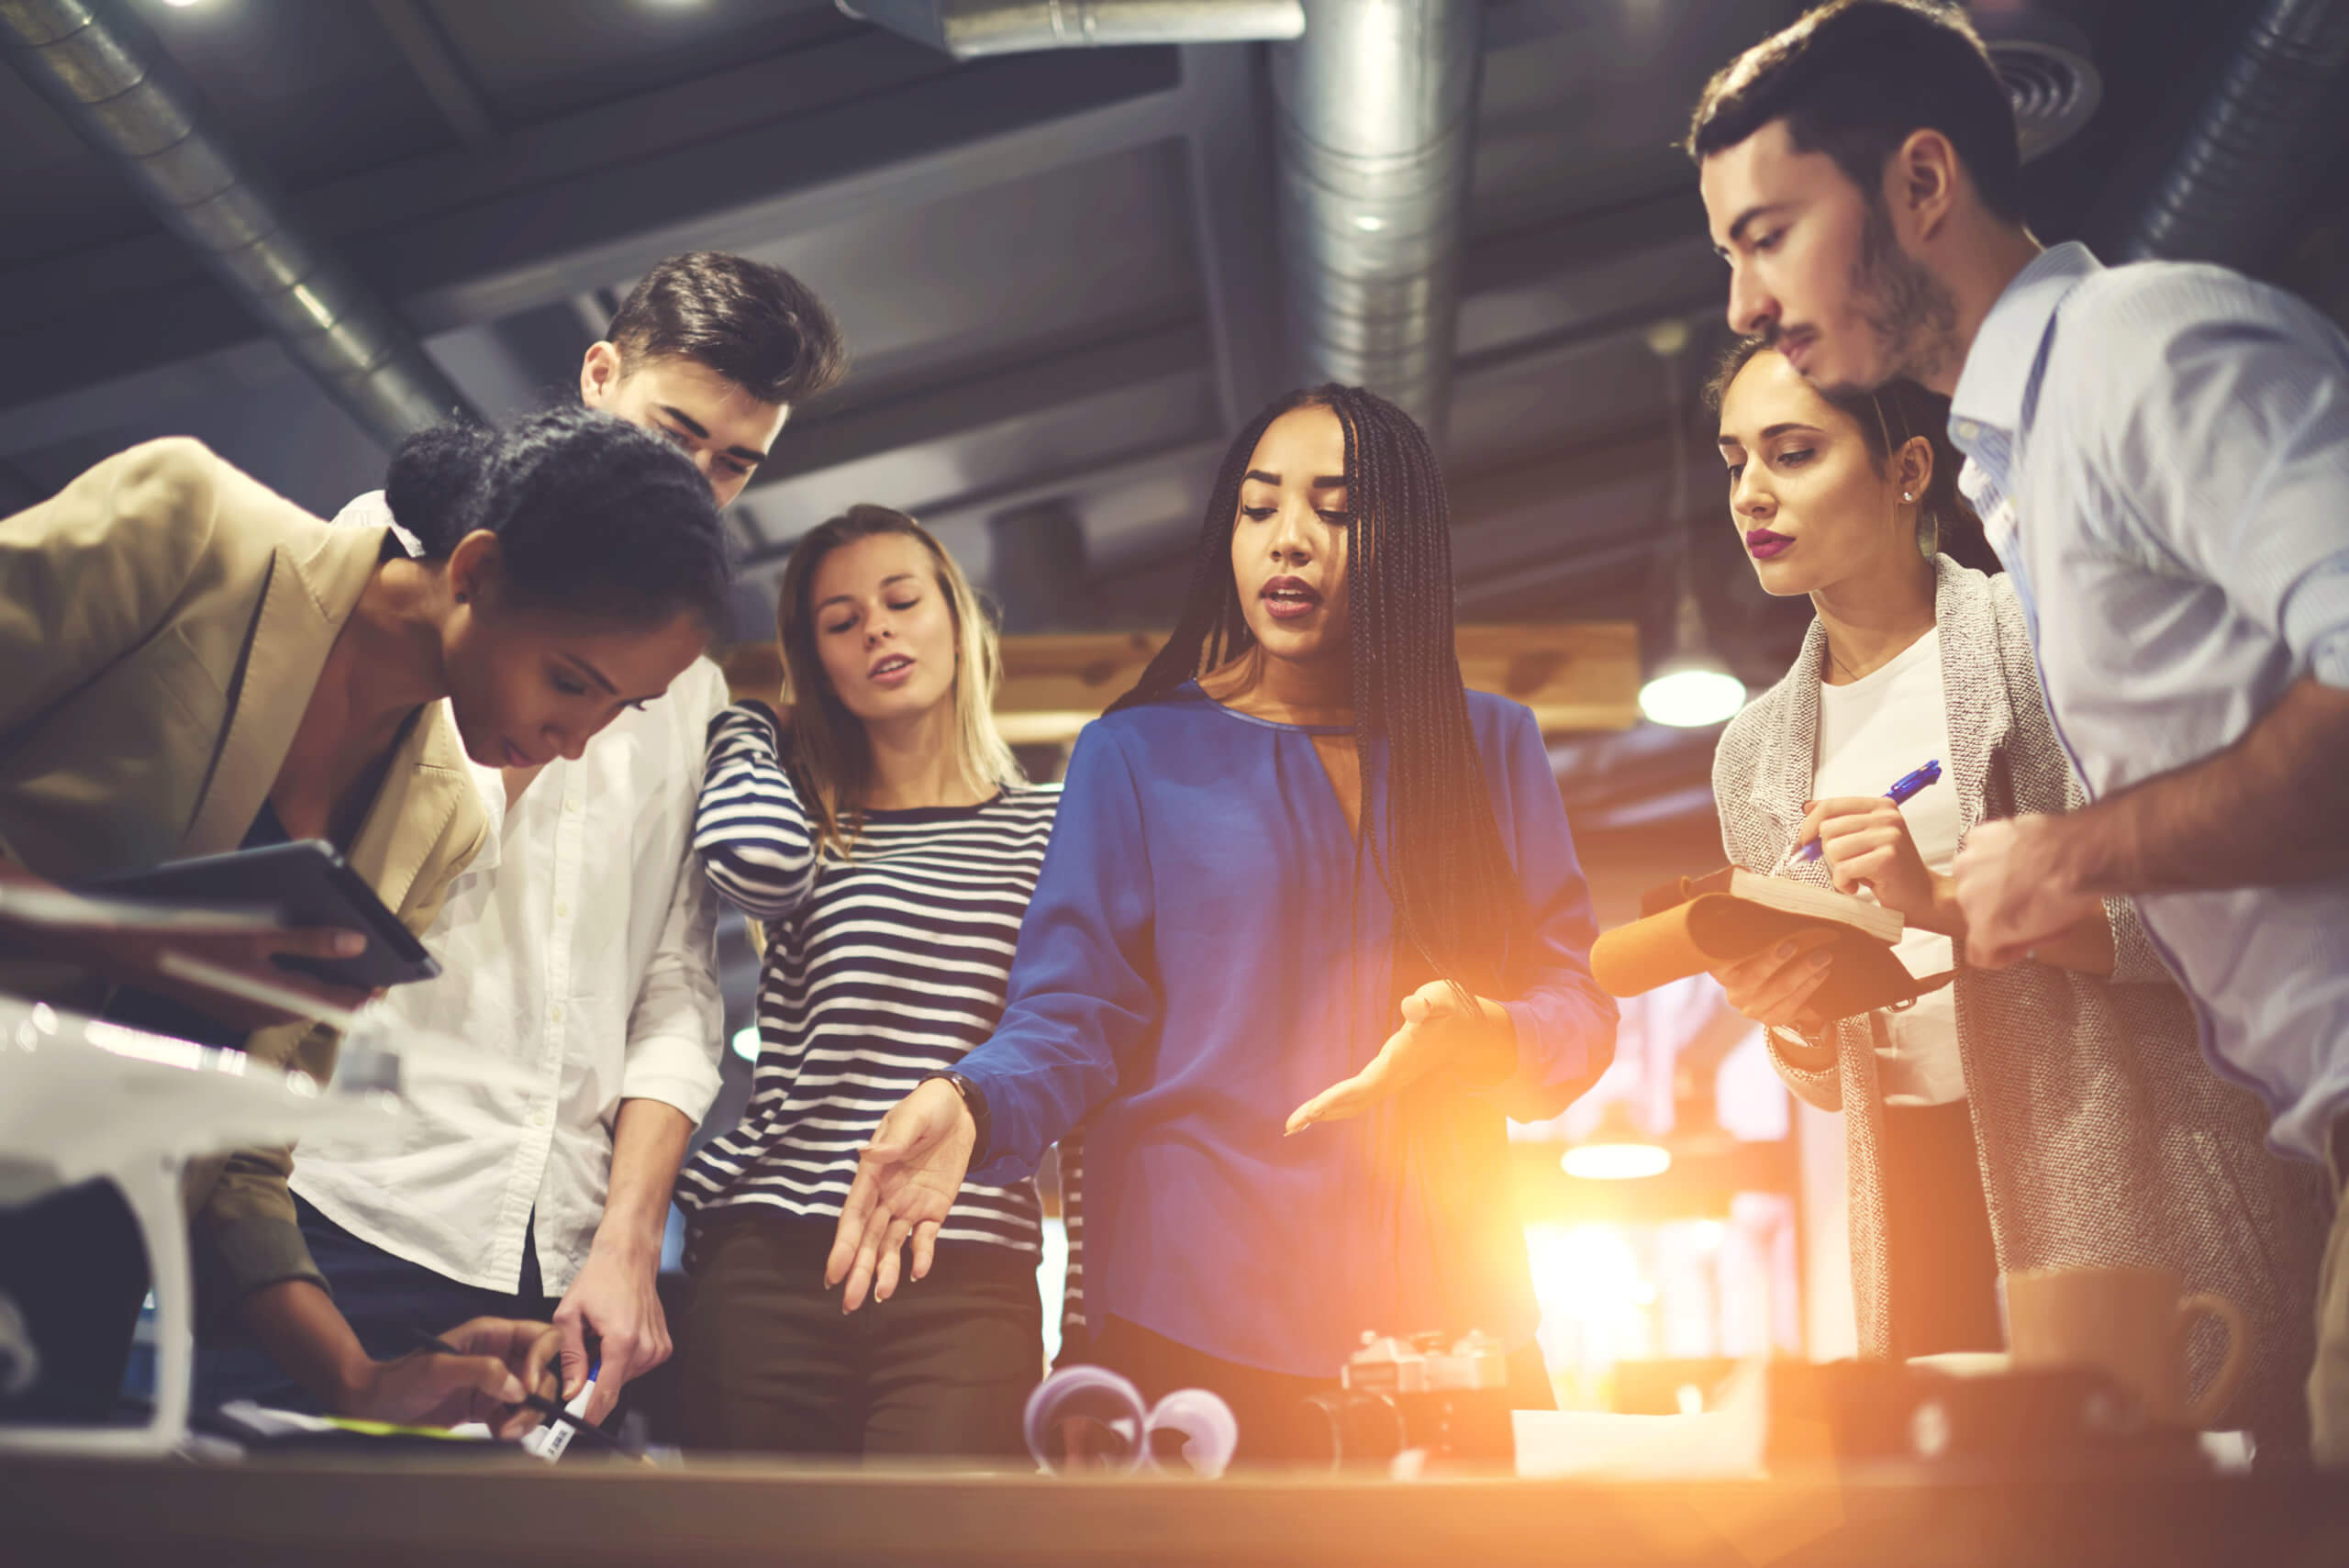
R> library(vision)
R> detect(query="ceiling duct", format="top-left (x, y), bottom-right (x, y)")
top-left (2118, 0), bottom-right (2349, 267)
top-left (839, 0), bottom-right (1302, 59)
top-left (1270, 0), bottom-right (1481, 440)
top-left (0, 0), bottom-right (471, 449)
top-left (1976, 11), bottom-right (2101, 163)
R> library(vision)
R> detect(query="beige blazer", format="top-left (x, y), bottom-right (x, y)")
top-left (0, 437), bottom-right (487, 1296)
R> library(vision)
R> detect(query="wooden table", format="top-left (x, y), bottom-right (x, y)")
top-left (5, 1453), bottom-right (2347, 1567)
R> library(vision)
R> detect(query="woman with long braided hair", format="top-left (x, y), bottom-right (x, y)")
top-left (824, 386), bottom-right (1617, 1462)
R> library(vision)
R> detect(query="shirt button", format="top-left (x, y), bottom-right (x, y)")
top-left (550, 1005), bottom-right (565, 1025)
top-left (529, 1110), bottom-right (548, 1129)
top-left (554, 901), bottom-right (571, 919)
top-left (1954, 419), bottom-right (1978, 441)
top-left (564, 798), bottom-right (581, 816)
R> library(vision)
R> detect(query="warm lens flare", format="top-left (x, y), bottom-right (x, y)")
top-left (1562, 1141), bottom-right (1674, 1180)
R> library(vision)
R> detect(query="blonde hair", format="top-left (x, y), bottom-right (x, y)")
top-left (775, 504), bottom-right (1021, 854)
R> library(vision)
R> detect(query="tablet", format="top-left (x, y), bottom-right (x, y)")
top-left (75, 840), bottom-right (441, 991)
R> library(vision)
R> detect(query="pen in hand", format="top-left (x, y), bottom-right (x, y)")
top-left (409, 1330), bottom-right (622, 1450)
top-left (1765, 759), bottom-right (1943, 878)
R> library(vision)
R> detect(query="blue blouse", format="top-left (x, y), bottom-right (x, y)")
top-left (955, 683), bottom-right (1616, 1376)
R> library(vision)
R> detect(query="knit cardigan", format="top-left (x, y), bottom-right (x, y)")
top-left (1712, 555), bottom-right (2330, 1440)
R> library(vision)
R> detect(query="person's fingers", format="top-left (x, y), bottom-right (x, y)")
top-left (910, 1219), bottom-right (941, 1284)
top-left (584, 1329), bottom-right (637, 1426)
top-left (1742, 945), bottom-right (1836, 1023)
top-left (1288, 1025), bottom-right (1416, 1131)
top-left (521, 1323), bottom-right (562, 1407)
top-left (551, 1301), bottom-right (591, 1402)
top-left (253, 926), bottom-right (371, 961)
top-left (841, 1226), bottom-right (884, 1314)
top-left (873, 1216), bottom-right (913, 1303)
top-left (1286, 1077), bottom-right (1360, 1135)
top-left (827, 1166), bottom-right (880, 1288)
top-left (645, 1299), bottom-right (674, 1373)
top-left (1717, 930), bottom-right (1838, 1007)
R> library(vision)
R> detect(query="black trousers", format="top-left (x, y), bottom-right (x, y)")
top-left (0, 1180), bottom-right (150, 1422)
top-left (1079, 1314), bottom-right (1556, 1467)
top-left (1879, 1099), bottom-right (2006, 1360)
top-left (680, 1211), bottom-right (1041, 1462)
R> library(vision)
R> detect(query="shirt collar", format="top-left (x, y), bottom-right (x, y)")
top-left (1949, 240), bottom-right (2102, 443)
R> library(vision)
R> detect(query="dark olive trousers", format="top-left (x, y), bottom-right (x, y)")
top-left (680, 1210), bottom-right (1040, 1462)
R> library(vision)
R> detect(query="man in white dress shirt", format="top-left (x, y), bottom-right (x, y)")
top-left (213, 253), bottom-right (846, 1426)
top-left (1685, 0), bottom-right (2349, 1456)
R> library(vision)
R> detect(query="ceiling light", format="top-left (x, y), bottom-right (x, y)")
top-left (1561, 1102), bottom-right (1673, 1181)
top-left (160, 0), bottom-right (207, 7)
top-left (1353, 214), bottom-right (1386, 232)
top-left (1563, 1140), bottom-right (1673, 1181)
top-left (1640, 658), bottom-right (1748, 728)
top-left (1639, 317), bottom-right (1748, 729)
top-left (730, 1024), bottom-right (760, 1062)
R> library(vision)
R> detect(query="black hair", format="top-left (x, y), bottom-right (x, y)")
top-left (1686, 0), bottom-right (2024, 225)
top-left (1112, 385), bottom-right (1524, 1000)
top-left (386, 405), bottom-right (731, 628)
top-left (606, 251), bottom-right (848, 407)
top-left (1705, 335), bottom-right (2000, 576)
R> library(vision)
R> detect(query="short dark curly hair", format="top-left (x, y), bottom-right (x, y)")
top-left (1686, 0), bottom-right (2023, 225)
top-left (606, 251), bottom-right (848, 408)
top-left (387, 405), bottom-right (731, 628)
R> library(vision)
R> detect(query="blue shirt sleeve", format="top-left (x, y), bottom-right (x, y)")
top-left (1484, 705), bottom-right (1619, 1121)
top-left (2094, 279), bottom-right (2349, 689)
top-left (956, 722), bottom-right (1160, 1180)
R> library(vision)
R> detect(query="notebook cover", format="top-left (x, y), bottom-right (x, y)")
top-left (1595, 873), bottom-right (1950, 1019)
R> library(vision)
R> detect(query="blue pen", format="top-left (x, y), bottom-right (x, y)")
top-left (1790, 759), bottom-right (1942, 866)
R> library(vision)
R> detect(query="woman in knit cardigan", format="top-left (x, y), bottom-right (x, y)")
top-left (1706, 340), bottom-right (2328, 1450)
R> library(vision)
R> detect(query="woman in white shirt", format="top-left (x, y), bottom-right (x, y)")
top-left (1704, 341), bottom-right (2327, 1448)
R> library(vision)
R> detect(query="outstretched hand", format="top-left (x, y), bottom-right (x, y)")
top-left (826, 1079), bottom-right (977, 1311)
top-left (1285, 980), bottom-right (1515, 1136)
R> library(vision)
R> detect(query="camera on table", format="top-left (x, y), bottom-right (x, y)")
top-left (1300, 1330), bottom-right (1516, 1470)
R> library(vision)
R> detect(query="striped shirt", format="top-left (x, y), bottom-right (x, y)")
top-left (676, 703), bottom-right (1061, 1252)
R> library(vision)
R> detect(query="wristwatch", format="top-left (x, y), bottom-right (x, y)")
top-left (921, 1070), bottom-right (991, 1165)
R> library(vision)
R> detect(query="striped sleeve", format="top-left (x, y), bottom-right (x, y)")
top-left (693, 701), bottom-right (821, 921)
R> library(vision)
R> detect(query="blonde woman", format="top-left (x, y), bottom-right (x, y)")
top-left (675, 505), bottom-right (1056, 1459)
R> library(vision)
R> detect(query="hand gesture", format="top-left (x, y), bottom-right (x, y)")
top-left (343, 1316), bottom-right (562, 1440)
top-left (1708, 929), bottom-right (1841, 1032)
top-left (1285, 980), bottom-right (1510, 1135)
top-left (827, 1079), bottom-right (976, 1311)
top-left (1953, 816), bottom-right (2102, 968)
top-left (1798, 795), bottom-right (1942, 926)
top-left (551, 1242), bottom-right (672, 1427)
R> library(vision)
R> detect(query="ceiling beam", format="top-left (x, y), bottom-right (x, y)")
top-left (363, 0), bottom-right (498, 149)
top-left (0, 41), bottom-right (1185, 431)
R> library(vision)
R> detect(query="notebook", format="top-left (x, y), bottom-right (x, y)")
top-left (1591, 866), bottom-right (1951, 1022)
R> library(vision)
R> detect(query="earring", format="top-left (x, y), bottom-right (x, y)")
top-left (1902, 491), bottom-right (1914, 502)
top-left (455, 592), bottom-right (469, 605)
top-left (1916, 507), bottom-right (1940, 561)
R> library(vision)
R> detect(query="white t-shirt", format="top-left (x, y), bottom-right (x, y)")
top-left (1812, 628), bottom-right (1965, 1107)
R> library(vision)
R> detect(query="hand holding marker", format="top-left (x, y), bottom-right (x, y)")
top-left (1767, 760), bottom-right (1942, 877)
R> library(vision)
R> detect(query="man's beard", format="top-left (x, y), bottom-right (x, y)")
top-left (1829, 198), bottom-right (1960, 394)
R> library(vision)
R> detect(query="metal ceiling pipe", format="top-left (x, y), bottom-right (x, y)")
top-left (840, 0), bottom-right (1302, 61)
top-left (2116, 0), bottom-right (2349, 267)
top-left (0, 0), bottom-right (471, 448)
top-left (1269, 0), bottom-right (1481, 439)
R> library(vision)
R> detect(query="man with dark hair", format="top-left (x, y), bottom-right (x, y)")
top-left (584, 251), bottom-right (847, 506)
top-left (1688, 0), bottom-right (2349, 1457)
top-left (207, 253), bottom-right (848, 1432)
